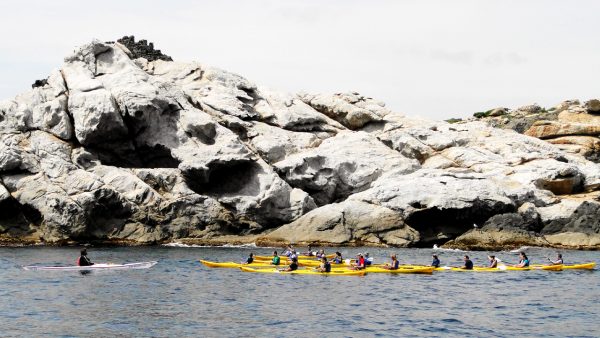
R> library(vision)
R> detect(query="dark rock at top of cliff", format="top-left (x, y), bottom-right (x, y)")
top-left (114, 35), bottom-right (173, 62)
top-left (31, 78), bottom-right (48, 89)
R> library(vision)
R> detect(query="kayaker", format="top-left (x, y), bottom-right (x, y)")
top-left (488, 255), bottom-right (498, 268)
top-left (302, 245), bottom-right (315, 256)
top-left (315, 257), bottom-right (331, 273)
top-left (288, 250), bottom-right (298, 261)
top-left (331, 251), bottom-right (343, 264)
top-left (280, 257), bottom-right (299, 272)
top-left (547, 253), bottom-right (563, 265)
top-left (382, 254), bottom-right (400, 270)
top-left (514, 252), bottom-right (530, 268)
top-left (244, 253), bottom-right (254, 264)
top-left (315, 249), bottom-right (326, 259)
top-left (431, 254), bottom-right (440, 268)
top-left (282, 245), bottom-right (293, 257)
top-left (364, 252), bottom-right (373, 266)
top-left (77, 248), bottom-right (94, 266)
top-left (351, 253), bottom-right (366, 270)
top-left (461, 255), bottom-right (473, 270)
top-left (271, 251), bottom-right (280, 265)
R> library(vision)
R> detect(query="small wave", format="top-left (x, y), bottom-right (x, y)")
top-left (162, 242), bottom-right (209, 248)
top-left (509, 246), bottom-right (530, 253)
top-left (432, 244), bottom-right (464, 252)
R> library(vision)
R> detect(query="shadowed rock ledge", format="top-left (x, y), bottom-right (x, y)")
top-left (1, 38), bottom-right (600, 250)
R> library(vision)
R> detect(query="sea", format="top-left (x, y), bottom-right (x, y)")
top-left (1, 245), bottom-right (598, 337)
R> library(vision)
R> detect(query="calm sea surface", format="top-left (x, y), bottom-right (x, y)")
top-left (0, 245), bottom-right (598, 337)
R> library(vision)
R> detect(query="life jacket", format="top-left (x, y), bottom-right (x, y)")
top-left (324, 262), bottom-right (331, 272)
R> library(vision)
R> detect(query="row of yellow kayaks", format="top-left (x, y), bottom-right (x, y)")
top-left (200, 259), bottom-right (596, 275)
top-left (240, 265), bottom-right (435, 275)
top-left (252, 254), bottom-right (336, 261)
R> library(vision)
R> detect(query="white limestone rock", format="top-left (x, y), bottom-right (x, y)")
top-left (1, 38), bottom-right (600, 249)
top-left (298, 92), bottom-right (390, 130)
top-left (274, 131), bottom-right (420, 205)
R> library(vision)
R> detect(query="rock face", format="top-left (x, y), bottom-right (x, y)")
top-left (1, 38), bottom-right (600, 249)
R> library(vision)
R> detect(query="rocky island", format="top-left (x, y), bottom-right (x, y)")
top-left (1, 37), bottom-right (599, 250)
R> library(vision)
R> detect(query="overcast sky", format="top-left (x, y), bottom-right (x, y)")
top-left (1, 0), bottom-right (599, 119)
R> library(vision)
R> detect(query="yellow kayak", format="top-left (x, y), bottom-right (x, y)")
top-left (504, 265), bottom-right (563, 271)
top-left (239, 266), bottom-right (365, 276)
top-left (434, 266), bottom-right (506, 272)
top-left (362, 266), bottom-right (434, 274)
top-left (200, 260), bottom-right (291, 268)
top-left (530, 262), bottom-right (595, 270)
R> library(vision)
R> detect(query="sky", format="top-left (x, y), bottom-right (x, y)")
top-left (0, 0), bottom-right (599, 120)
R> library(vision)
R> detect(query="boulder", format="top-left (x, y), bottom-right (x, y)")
top-left (584, 99), bottom-right (600, 114)
top-left (525, 120), bottom-right (600, 139)
top-left (443, 227), bottom-right (549, 251)
top-left (258, 200), bottom-right (419, 247)
top-left (297, 92), bottom-right (389, 129)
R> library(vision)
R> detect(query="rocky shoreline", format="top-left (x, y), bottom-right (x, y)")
top-left (1, 37), bottom-right (600, 250)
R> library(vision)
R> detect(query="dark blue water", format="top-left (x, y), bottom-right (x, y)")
top-left (1, 245), bottom-right (598, 337)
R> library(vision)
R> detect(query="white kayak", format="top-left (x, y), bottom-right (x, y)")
top-left (23, 261), bottom-right (158, 271)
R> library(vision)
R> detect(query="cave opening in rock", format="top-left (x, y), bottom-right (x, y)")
top-left (0, 198), bottom-right (42, 236)
top-left (74, 191), bottom-right (133, 241)
top-left (184, 161), bottom-right (261, 196)
top-left (88, 144), bottom-right (181, 169)
top-left (405, 202), bottom-right (514, 247)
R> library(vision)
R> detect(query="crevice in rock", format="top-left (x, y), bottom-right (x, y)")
top-left (0, 197), bottom-right (41, 236)
top-left (72, 189), bottom-right (134, 241)
top-left (405, 201), bottom-right (514, 247)
top-left (183, 160), bottom-right (261, 197)
top-left (87, 144), bottom-right (180, 169)
top-left (58, 69), bottom-right (78, 144)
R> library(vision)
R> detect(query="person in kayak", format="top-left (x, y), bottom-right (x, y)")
top-left (351, 253), bottom-right (366, 270)
top-left (280, 257), bottom-right (299, 272)
top-left (331, 251), bottom-right (343, 264)
top-left (382, 254), bottom-right (400, 270)
top-left (243, 253), bottom-right (254, 264)
top-left (431, 254), bottom-right (440, 268)
top-left (315, 257), bottom-right (331, 273)
top-left (315, 249), bottom-right (326, 259)
top-left (461, 255), bottom-right (473, 270)
top-left (364, 252), bottom-right (373, 266)
top-left (488, 255), bottom-right (498, 268)
top-left (271, 251), bottom-right (280, 265)
top-left (302, 245), bottom-right (315, 256)
top-left (282, 245), bottom-right (294, 257)
top-left (288, 250), bottom-right (298, 261)
top-left (547, 253), bottom-right (563, 265)
top-left (514, 252), bottom-right (530, 268)
top-left (77, 248), bottom-right (94, 266)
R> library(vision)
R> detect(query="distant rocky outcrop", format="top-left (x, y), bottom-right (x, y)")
top-left (1, 38), bottom-right (599, 249)
top-left (468, 101), bottom-right (600, 163)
